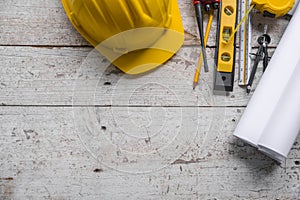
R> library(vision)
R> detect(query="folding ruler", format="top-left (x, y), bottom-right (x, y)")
top-left (238, 0), bottom-right (252, 86)
top-left (214, 0), bottom-right (238, 92)
top-left (238, 0), bottom-right (295, 86)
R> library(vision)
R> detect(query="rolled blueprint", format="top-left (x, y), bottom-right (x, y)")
top-left (258, 61), bottom-right (300, 163)
top-left (233, 3), bottom-right (300, 163)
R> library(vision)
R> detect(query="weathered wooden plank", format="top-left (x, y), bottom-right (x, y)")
top-left (1, 46), bottom-right (274, 106)
top-left (0, 0), bottom-right (289, 46)
top-left (0, 107), bottom-right (299, 199)
top-left (0, 0), bottom-right (88, 46)
top-left (0, 0), bottom-right (298, 199)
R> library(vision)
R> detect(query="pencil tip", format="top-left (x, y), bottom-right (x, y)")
top-left (193, 82), bottom-right (197, 90)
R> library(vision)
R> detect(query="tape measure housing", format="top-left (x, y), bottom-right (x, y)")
top-left (251, 0), bottom-right (295, 17)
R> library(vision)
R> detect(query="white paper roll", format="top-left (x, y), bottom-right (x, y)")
top-left (233, 3), bottom-right (300, 163)
top-left (258, 61), bottom-right (300, 163)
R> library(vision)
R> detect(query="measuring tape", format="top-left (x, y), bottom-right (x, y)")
top-left (251, 0), bottom-right (295, 18)
top-left (214, 0), bottom-right (238, 92)
top-left (238, 0), bottom-right (252, 86)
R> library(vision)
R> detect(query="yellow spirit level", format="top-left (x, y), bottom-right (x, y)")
top-left (214, 0), bottom-right (238, 92)
top-left (251, 0), bottom-right (295, 18)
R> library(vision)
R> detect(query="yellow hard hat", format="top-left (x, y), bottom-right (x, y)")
top-left (62, 0), bottom-right (185, 74)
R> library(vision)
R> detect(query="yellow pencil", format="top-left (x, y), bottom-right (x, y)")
top-left (193, 10), bottom-right (214, 89)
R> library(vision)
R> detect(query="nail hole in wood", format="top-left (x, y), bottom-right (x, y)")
top-left (93, 168), bottom-right (103, 173)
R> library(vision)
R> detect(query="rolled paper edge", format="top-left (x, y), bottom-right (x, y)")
top-left (258, 145), bottom-right (286, 163)
top-left (233, 133), bottom-right (258, 148)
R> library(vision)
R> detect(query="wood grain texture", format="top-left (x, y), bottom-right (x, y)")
top-left (1, 0), bottom-right (300, 199)
top-left (0, 0), bottom-right (290, 46)
top-left (1, 107), bottom-right (300, 199)
top-left (0, 46), bottom-right (275, 106)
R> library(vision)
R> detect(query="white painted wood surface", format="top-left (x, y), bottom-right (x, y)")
top-left (0, 0), bottom-right (299, 199)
